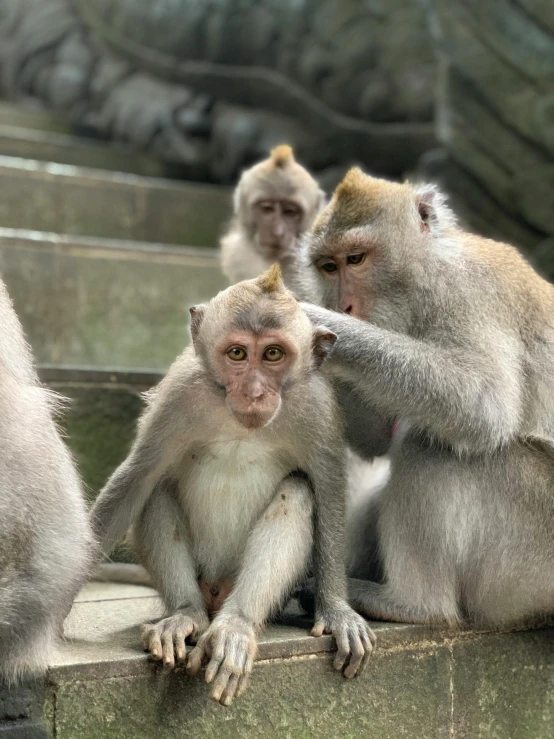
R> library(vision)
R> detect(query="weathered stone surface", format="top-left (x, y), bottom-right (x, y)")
top-left (0, 159), bottom-right (230, 245)
top-left (0, 102), bottom-right (71, 134)
top-left (452, 632), bottom-right (554, 738)
top-left (39, 583), bottom-right (554, 739)
top-left (0, 230), bottom-right (225, 369)
top-left (0, 125), bottom-right (165, 175)
top-left (0, 0), bottom-right (436, 181)
top-left (422, 2), bottom-right (554, 276)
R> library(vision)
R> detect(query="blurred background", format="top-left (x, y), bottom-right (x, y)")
top-left (0, 0), bottom-right (552, 501)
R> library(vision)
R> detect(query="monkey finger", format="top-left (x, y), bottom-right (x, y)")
top-left (210, 667), bottom-right (232, 704)
top-left (343, 630), bottom-right (365, 679)
top-left (186, 645), bottom-right (205, 676)
top-left (141, 625), bottom-right (154, 650)
top-left (236, 673), bottom-right (250, 698)
top-left (147, 631), bottom-right (163, 661)
top-left (311, 620), bottom-right (327, 638)
top-left (366, 625), bottom-right (377, 649)
top-left (161, 631), bottom-right (176, 669)
top-left (204, 635), bottom-right (227, 683)
top-left (174, 633), bottom-right (187, 663)
top-left (359, 630), bottom-right (373, 674)
top-left (220, 673), bottom-right (240, 706)
top-left (332, 630), bottom-right (351, 673)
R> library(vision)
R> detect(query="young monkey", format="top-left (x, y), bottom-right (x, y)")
top-left (91, 265), bottom-right (374, 706)
top-left (220, 145), bottom-right (325, 284)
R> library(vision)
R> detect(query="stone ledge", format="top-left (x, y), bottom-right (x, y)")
top-left (1, 582), bottom-right (552, 737)
top-left (0, 155), bottom-right (231, 246)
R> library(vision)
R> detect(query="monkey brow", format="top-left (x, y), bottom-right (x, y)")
top-left (233, 306), bottom-right (284, 334)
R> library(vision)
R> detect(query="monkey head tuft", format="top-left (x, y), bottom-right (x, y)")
top-left (334, 167), bottom-right (367, 200)
top-left (270, 144), bottom-right (294, 169)
top-left (256, 263), bottom-right (284, 293)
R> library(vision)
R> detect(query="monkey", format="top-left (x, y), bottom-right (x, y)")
top-left (220, 145), bottom-right (325, 284)
top-left (0, 278), bottom-right (94, 682)
top-left (291, 167), bottom-right (554, 629)
top-left (90, 265), bottom-right (374, 706)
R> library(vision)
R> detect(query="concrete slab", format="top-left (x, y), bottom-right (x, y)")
top-left (0, 126), bottom-right (165, 177)
top-left (0, 156), bottom-right (230, 246)
top-left (0, 228), bottom-right (226, 370)
top-left (45, 583), bottom-right (553, 738)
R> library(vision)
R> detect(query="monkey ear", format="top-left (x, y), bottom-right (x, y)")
top-left (189, 305), bottom-right (206, 341)
top-left (312, 326), bottom-right (338, 368)
top-left (415, 184), bottom-right (455, 234)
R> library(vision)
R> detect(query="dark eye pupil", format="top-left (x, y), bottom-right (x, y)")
top-left (323, 263), bottom-right (337, 273)
top-left (348, 254), bottom-right (363, 264)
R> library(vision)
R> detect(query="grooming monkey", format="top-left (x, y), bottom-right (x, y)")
top-left (293, 168), bottom-right (554, 628)
top-left (0, 278), bottom-right (93, 681)
top-left (91, 265), bottom-right (374, 706)
top-left (220, 145), bottom-right (325, 284)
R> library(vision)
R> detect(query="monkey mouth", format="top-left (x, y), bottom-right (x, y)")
top-left (260, 243), bottom-right (287, 258)
top-left (231, 408), bottom-right (277, 429)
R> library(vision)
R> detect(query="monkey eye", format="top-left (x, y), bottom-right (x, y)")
top-left (263, 346), bottom-right (284, 362)
top-left (227, 346), bottom-right (247, 361)
top-left (258, 202), bottom-right (276, 214)
top-left (283, 206), bottom-right (301, 217)
top-left (347, 253), bottom-right (366, 265)
top-left (320, 261), bottom-right (338, 274)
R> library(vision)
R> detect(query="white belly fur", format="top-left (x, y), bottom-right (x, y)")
top-left (180, 438), bottom-right (290, 581)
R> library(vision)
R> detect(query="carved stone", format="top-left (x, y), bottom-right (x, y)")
top-left (0, 0), bottom-right (436, 183)
top-left (421, 0), bottom-right (554, 278)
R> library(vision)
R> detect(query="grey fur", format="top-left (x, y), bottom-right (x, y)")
top-left (294, 175), bottom-right (554, 629)
top-left (0, 279), bottom-right (93, 681)
top-left (91, 278), bottom-right (374, 704)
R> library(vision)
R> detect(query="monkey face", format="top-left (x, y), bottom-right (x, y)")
top-left (253, 199), bottom-right (303, 258)
top-left (215, 329), bottom-right (298, 429)
top-left (313, 244), bottom-right (375, 321)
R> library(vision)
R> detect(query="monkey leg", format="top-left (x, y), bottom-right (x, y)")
top-left (133, 481), bottom-right (209, 669)
top-left (187, 474), bottom-right (313, 706)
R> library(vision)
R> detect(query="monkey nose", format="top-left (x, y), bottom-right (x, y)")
top-left (341, 304), bottom-right (353, 314)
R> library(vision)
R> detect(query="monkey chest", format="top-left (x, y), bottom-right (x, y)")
top-left (179, 440), bottom-right (291, 576)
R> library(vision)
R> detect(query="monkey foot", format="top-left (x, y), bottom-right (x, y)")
top-left (141, 608), bottom-right (209, 669)
top-left (312, 602), bottom-right (376, 678)
top-left (186, 612), bottom-right (257, 706)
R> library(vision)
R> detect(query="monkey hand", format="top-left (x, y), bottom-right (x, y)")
top-left (312, 602), bottom-right (375, 678)
top-left (141, 607), bottom-right (210, 669)
top-left (299, 302), bottom-right (345, 330)
top-left (186, 611), bottom-right (257, 706)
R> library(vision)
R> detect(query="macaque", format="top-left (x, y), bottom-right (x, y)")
top-left (220, 145), bottom-right (325, 284)
top-left (294, 168), bottom-right (554, 629)
top-left (91, 265), bottom-right (374, 706)
top-left (0, 279), bottom-right (93, 681)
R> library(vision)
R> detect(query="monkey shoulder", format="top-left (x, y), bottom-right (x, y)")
top-left (142, 350), bottom-right (212, 419)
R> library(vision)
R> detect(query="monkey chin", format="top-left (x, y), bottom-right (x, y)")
top-left (258, 241), bottom-right (294, 260)
top-left (229, 404), bottom-right (280, 430)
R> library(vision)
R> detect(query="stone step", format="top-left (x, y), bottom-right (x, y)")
top-left (4, 581), bottom-right (551, 738)
top-left (0, 124), bottom-right (166, 177)
top-left (0, 229), bottom-right (227, 370)
top-left (0, 101), bottom-right (72, 134)
top-left (38, 366), bottom-right (160, 502)
top-left (0, 156), bottom-right (231, 246)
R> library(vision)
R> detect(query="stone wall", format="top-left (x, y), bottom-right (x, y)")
top-left (0, 0), bottom-right (436, 183)
top-left (420, 0), bottom-right (554, 278)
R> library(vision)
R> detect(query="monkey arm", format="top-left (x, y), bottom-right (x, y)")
top-left (301, 303), bottom-right (522, 452)
top-left (91, 388), bottom-right (192, 556)
top-left (187, 476), bottom-right (314, 705)
top-left (301, 413), bottom-right (376, 677)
